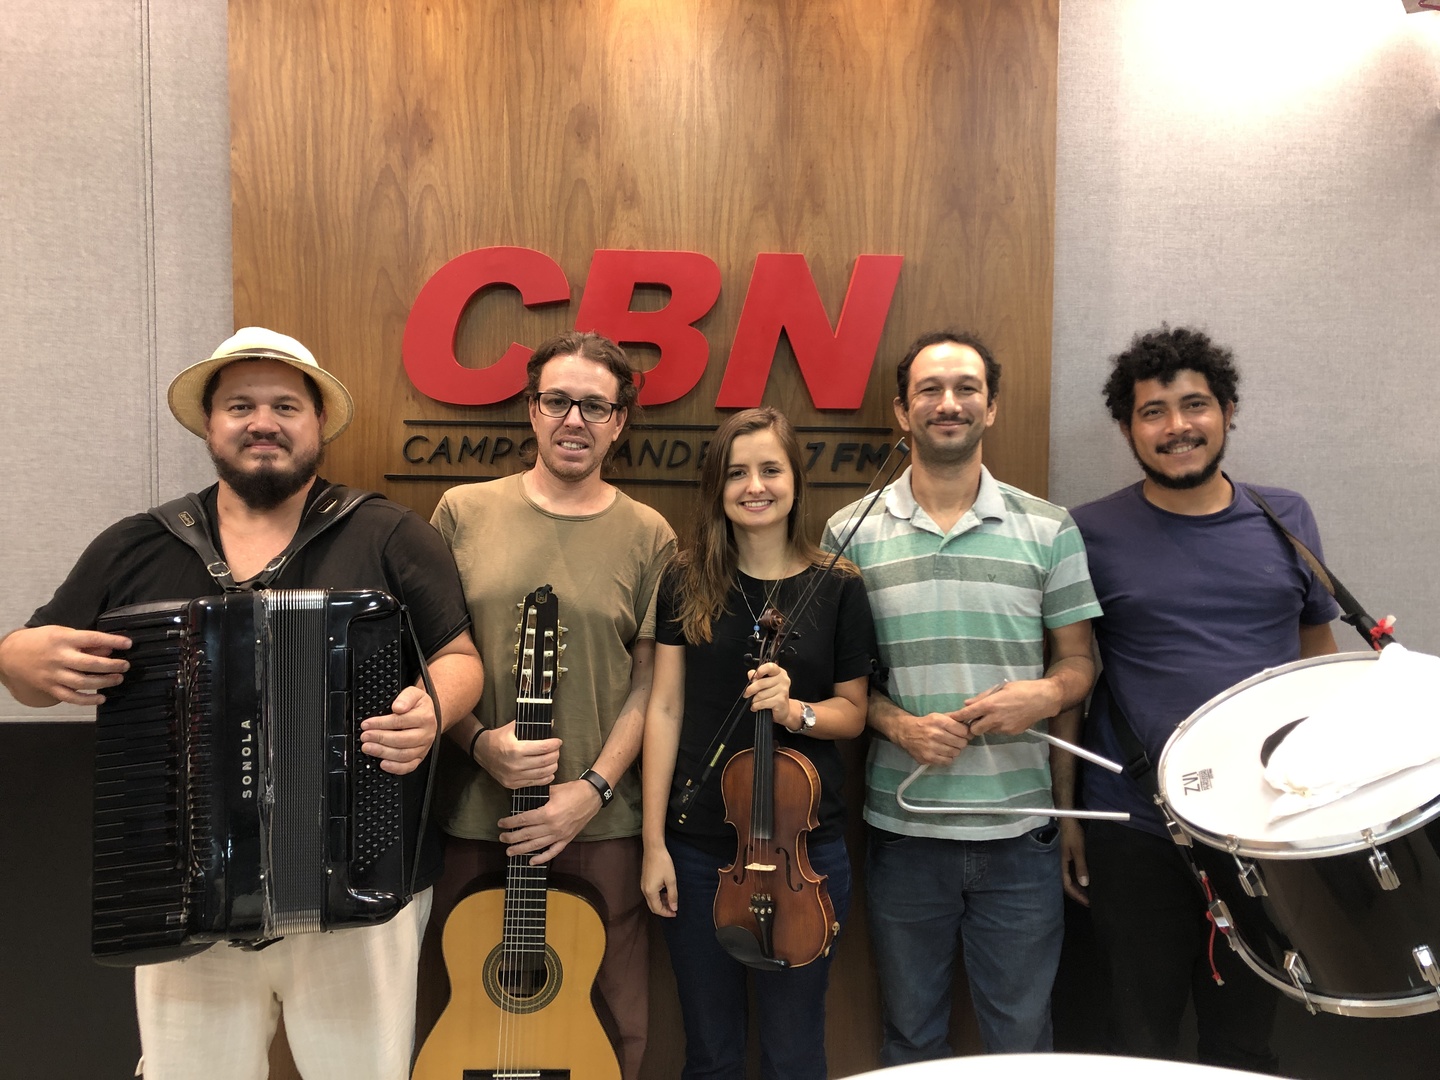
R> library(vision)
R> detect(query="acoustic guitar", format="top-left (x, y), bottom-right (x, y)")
top-left (413, 585), bottom-right (620, 1080)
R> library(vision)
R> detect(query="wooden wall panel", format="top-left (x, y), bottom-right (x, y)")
top-left (231, 1), bottom-right (1057, 1076)
top-left (231, 0), bottom-right (1057, 527)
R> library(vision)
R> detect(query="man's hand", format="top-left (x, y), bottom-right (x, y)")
top-left (954, 679), bottom-right (1062, 738)
top-left (360, 684), bottom-right (440, 775)
top-left (0, 625), bottom-right (132, 707)
top-left (1059, 818), bottom-right (1090, 906)
top-left (870, 689), bottom-right (971, 766)
top-left (894, 710), bottom-right (972, 766)
top-left (471, 720), bottom-right (562, 789)
top-left (498, 779), bottom-right (601, 864)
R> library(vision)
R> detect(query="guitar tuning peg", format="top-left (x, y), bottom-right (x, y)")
top-left (559, 625), bottom-right (569, 635)
top-left (513, 642), bottom-right (520, 654)
top-left (511, 663), bottom-right (518, 675)
top-left (559, 666), bottom-right (569, 676)
top-left (514, 622), bottom-right (522, 634)
top-left (516, 600), bottom-right (525, 609)
top-left (558, 642), bottom-right (567, 653)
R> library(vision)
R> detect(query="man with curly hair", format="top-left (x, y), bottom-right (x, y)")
top-left (1062, 325), bottom-right (1339, 1071)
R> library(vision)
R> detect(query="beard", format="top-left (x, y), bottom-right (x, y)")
top-left (1132, 433), bottom-right (1227, 490)
top-left (536, 446), bottom-right (603, 483)
top-left (209, 441), bottom-right (322, 510)
top-left (910, 418), bottom-right (985, 469)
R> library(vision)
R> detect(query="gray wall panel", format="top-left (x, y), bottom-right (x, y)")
top-left (1051, 1), bottom-right (1440, 652)
top-left (0, 0), bottom-right (228, 722)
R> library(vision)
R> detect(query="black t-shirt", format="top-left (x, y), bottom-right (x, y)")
top-left (655, 563), bottom-right (877, 857)
top-left (29, 478), bottom-right (473, 890)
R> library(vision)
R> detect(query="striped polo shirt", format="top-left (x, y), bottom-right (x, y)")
top-left (823, 465), bottom-right (1101, 840)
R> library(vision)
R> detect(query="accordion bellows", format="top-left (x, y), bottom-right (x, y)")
top-left (91, 589), bottom-right (419, 965)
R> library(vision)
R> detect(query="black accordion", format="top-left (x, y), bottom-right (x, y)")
top-left (91, 589), bottom-right (424, 965)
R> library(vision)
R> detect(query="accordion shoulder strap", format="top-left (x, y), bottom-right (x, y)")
top-left (149, 483), bottom-right (380, 591)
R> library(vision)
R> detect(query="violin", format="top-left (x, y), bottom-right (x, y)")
top-left (713, 607), bottom-right (838, 970)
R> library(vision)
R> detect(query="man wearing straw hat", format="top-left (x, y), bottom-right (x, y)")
top-left (0, 327), bottom-right (484, 1079)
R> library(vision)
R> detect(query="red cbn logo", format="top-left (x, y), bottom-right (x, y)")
top-left (402, 247), bottom-right (903, 409)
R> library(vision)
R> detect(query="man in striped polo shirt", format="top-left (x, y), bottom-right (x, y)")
top-left (823, 330), bottom-right (1101, 1065)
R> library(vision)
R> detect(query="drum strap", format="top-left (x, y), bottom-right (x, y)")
top-left (1244, 486), bottom-right (1394, 650)
top-left (1096, 674), bottom-right (1160, 800)
top-left (1099, 487), bottom-right (1391, 806)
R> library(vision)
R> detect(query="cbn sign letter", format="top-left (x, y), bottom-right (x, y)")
top-left (403, 246), bottom-right (571, 405)
top-left (575, 250), bottom-right (723, 405)
top-left (717, 253), bottom-right (903, 409)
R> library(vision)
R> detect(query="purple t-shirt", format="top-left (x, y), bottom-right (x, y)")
top-left (1072, 479), bottom-right (1340, 836)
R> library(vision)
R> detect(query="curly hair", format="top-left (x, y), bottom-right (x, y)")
top-left (1103, 325), bottom-right (1240, 424)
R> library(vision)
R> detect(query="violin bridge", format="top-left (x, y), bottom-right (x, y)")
top-left (745, 860), bottom-right (777, 872)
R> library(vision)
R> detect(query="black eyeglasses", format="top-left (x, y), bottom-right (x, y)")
top-left (532, 391), bottom-right (623, 423)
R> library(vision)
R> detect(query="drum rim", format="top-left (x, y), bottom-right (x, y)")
top-left (1223, 933), bottom-right (1440, 1017)
top-left (1155, 652), bottom-right (1440, 858)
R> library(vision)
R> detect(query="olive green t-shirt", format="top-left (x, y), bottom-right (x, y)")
top-left (432, 473), bottom-right (676, 841)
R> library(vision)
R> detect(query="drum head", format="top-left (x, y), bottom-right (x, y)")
top-left (1157, 653), bottom-right (1440, 856)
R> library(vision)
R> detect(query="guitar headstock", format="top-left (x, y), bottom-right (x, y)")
top-left (512, 586), bottom-right (565, 741)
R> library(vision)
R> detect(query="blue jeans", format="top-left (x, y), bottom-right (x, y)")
top-left (660, 834), bottom-right (852, 1080)
top-left (866, 824), bottom-right (1062, 1064)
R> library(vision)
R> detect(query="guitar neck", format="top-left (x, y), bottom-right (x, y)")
top-left (505, 587), bottom-right (559, 958)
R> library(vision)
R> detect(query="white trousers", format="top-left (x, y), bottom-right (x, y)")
top-left (135, 888), bottom-right (432, 1080)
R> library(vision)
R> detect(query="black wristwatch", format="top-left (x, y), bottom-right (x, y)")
top-left (579, 768), bottom-right (614, 808)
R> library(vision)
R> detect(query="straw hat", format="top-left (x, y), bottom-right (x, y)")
top-left (167, 327), bottom-right (355, 443)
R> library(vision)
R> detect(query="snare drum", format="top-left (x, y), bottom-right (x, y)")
top-left (1157, 652), bottom-right (1440, 1017)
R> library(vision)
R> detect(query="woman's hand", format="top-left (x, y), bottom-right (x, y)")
top-left (744, 660), bottom-right (795, 727)
top-left (642, 842), bottom-right (679, 917)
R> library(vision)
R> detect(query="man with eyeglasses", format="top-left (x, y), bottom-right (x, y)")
top-left (425, 331), bottom-right (675, 1080)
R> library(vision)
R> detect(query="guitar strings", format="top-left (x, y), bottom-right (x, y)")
top-left (502, 600), bottom-right (541, 1071)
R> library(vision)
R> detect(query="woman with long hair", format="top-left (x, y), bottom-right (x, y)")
top-left (642, 407), bottom-right (877, 1079)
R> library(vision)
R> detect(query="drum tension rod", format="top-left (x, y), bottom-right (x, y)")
top-left (1413, 945), bottom-right (1440, 995)
top-left (1364, 829), bottom-right (1400, 891)
top-left (1159, 802), bottom-right (1191, 847)
top-left (1205, 898), bottom-right (1241, 953)
top-left (1225, 837), bottom-right (1268, 899)
top-left (1234, 857), bottom-right (1268, 899)
top-left (1284, 951), bottom-right (1318, 1016)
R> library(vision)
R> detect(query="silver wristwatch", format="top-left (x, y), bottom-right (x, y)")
top-left (799, 703), bottom-right (817, 730)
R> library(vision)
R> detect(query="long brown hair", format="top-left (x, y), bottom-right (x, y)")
top-left (675, 407), bottom-right (853, 643)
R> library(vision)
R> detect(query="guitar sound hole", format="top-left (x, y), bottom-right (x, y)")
top-left (483, 943), bottom-right (565, 1013)
top-left (499, 957), bottom-right (548, 999)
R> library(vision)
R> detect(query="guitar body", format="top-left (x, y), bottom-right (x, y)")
top-left (413, 886), bottom-right (619, 1080)
top-left (413, 586), bottom-right (621, 1080)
